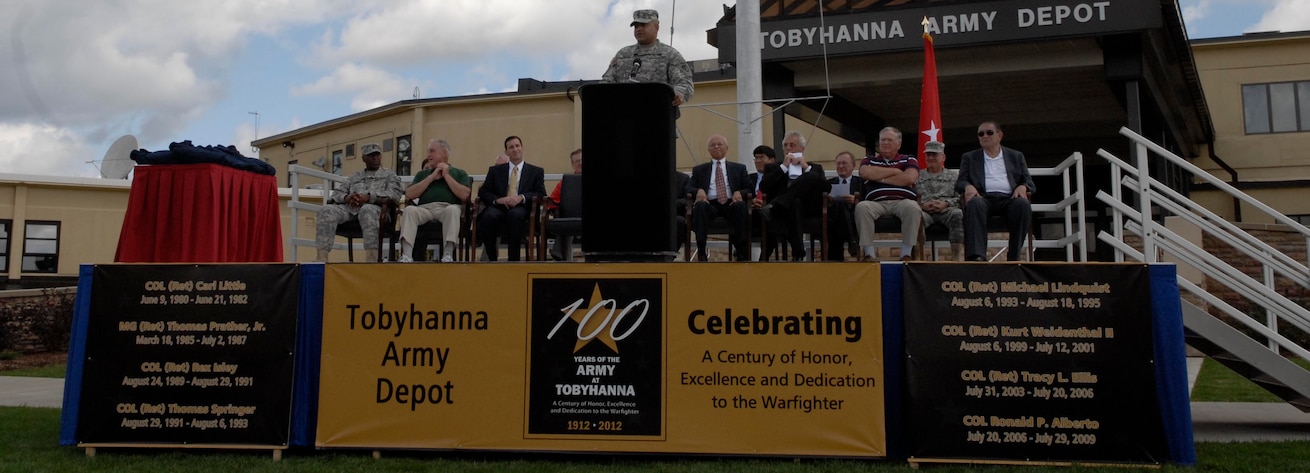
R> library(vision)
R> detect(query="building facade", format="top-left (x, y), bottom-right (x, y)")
top-left (1191, 31), bottom-right (1310, 224)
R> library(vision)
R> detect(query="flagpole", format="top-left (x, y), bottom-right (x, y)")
top-left (736, 0), bottom-right (763, 167)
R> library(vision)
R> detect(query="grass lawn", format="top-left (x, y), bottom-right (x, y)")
top-left (0, 364), bottom-right (66, 379)
top-left (1, 407), bottom-right (1308, 472)
top-left (1190, 357), bottom-right (1310, 402)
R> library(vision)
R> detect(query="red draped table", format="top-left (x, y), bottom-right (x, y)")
top-left (115, 164), bottom-right (283, 262)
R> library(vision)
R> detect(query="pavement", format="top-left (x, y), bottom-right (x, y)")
top-left (0, 375), bottom-right (64, 409)
top-left (4, 358), bottom-right (1309, 442)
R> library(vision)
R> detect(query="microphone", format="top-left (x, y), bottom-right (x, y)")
top-left (629, 58), bottom-right (642, 81)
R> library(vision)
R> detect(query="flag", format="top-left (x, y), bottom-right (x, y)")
top-left (917, 28), bottom-right (941, 160)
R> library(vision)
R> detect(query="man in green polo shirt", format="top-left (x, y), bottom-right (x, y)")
top-left (397, 139), bottom-right (472, 262)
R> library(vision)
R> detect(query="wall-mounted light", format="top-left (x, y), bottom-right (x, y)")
top-left (282, 141), bottom-right (295, 149)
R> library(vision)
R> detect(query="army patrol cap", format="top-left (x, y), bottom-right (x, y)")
top-left (630, 9), bottom-right (659, 26)
top-left (924, 141), bottom-right (945, 154)
top-left (361, 143), bottom-right (382, 156)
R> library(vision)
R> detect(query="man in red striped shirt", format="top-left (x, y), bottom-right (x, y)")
top-left (854, 127), bottom-right (922, 261)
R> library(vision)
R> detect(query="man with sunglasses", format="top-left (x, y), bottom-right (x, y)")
top-left (955, 121), bottom-right (1035, 262)
top-left (601, 9), bottom-right (694, 111)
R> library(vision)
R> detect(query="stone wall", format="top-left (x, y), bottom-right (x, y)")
top-left (0, 287), bottom-right (76, 353)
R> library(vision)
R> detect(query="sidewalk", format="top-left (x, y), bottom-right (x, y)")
top-left (0, 376), bottom-right (63, 409)
top-left (4, 360), bottom-right (1309, 442)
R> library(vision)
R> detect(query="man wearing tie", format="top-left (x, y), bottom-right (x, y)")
top-left (686, 135), bottom-right (750, 261)
top-left (477, 135), bottom-right (545, 261)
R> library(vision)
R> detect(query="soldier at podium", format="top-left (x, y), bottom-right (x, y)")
top-left (601, 9), bottom-right (694, 110)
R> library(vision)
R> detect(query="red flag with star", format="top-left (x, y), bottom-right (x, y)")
top-left (918, 28), bottom-right (941, 159)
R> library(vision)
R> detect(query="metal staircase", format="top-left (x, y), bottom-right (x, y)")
top-left (1096, 127), bottom-right (1310, 412)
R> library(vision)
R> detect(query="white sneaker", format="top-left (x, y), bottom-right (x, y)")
top-left (398, 255), bottom-right (414, 263)
top-left (440, 254), bottom-right (454, 263)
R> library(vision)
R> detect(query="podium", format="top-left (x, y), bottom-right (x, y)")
top-left (115, 163), bottom-right (283, 262)
top-left (579, 83), bottom-right (678, 262)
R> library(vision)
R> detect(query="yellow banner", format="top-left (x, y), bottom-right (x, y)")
top-left (317, 263), bottom-right (885, 456)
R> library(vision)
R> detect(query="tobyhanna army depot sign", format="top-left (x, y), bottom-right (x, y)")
top-left (717, 0), bottom-right (1163, 63)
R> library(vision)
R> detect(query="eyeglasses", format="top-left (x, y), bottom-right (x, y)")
top-left (977, 130), bottom-right (997, 137)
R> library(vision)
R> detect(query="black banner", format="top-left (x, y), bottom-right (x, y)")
top-left (525, 275), bottom-right (665, 438)
top-left (719, 0), bottom-right (1162, 62)
top-left (904, 264), bottom-right (1166, 463)
top-left (77, 265), bottom-right (299, 445)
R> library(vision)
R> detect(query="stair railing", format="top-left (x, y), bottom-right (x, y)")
top-left (1097, 127), bottom-right (1310, 362)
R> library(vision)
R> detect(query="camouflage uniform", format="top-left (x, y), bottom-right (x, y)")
top-left (917, 168), bottom-right (964, 243)
top-left (601, 41), bottom-right (694, 104)
top-left (315, 168), bottom-right (404, 251)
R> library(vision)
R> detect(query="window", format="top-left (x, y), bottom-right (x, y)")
top-left (395, 135), bottom-right (412, 176)
top-left (0, 220), bottom-right (10, 270)
top-left (1243, 81), bottom-right (1310, 134)
top-left (22, 221), bottom-right (59, 273)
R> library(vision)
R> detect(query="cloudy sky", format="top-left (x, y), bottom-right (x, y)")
top-left (1, 0), bottom-right (1307, 178)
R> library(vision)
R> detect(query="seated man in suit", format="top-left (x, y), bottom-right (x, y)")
top-left (397, 139), bottom-right (472, 263)
top-left (917, 140), bottom-right (964, 261)
top-left (827, 151), bottom-right (864, 261)
top-left (314, 143), bottom-right (403, 262)
top-left (854, 127), bottom-right (921, 261)
top-left (547, 148), bottom-right (583, 261)
top-left (478, 135), bottom-right (546, 261)
top-left (687, 134), bottom-right (751, 261)
top-left (759, 131), bottom-right (831, 261)
top-left (748, 145), bottom-right (780, 261)
top-left (956, 120), bottom-right (1035, 262)
top-left (748, 145), bottom-right (775, 198)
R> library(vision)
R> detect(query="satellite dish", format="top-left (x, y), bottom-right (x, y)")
top-left (100, 135), bottom-right (137, 179)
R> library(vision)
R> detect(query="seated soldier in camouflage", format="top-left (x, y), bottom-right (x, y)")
top-left (917, 140), bottom-right (965, 260)
top-left (314, 143), bottom-right (403, 262)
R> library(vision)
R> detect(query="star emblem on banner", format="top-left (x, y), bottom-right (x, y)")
top-left (570, 283), bottom-right (619, 353)
top-left (921, 120), bottom-right (941, 142)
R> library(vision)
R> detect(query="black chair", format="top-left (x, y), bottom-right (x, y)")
top-left (540, 175), bottom-right (582, 261)
top-left (409, 199), bottom-right (474, 261)
top-left (960, 195), bottom-right (1034, 261)
top-left (869, 215), bottom-right (924, 260)
top-left (470, 196), bottom-right (541, 262)
top-left (673, 172), bottom-right (690, 258)
top-left (333, 199), bottom-right (397, 262)
top-left (923, 221), bottom-right (951, 261)
top-left (801, 193), bottom-right (829, 260)
top-left (760, 192), bottom-right (828, 262)
top-left (684, 194), bottom-right (752, 262)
